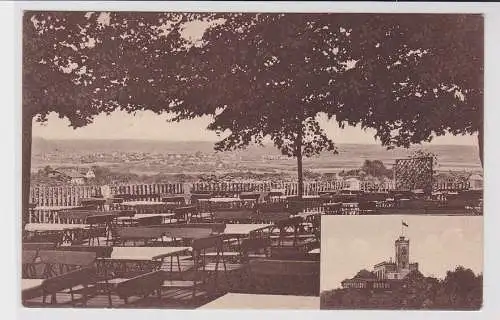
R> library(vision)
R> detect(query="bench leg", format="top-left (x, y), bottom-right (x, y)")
top-left (69, 287), bottom-right (75, 307)
top-left (82, 284), bottom-right (88, 307)
top-left (106, 282), bottom-right (113, 308)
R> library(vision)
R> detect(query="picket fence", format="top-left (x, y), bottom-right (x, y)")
top-left (29, 179), bottom-right (470, 208)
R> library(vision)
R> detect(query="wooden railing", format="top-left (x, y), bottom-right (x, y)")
top-left (29, 183), bottom-right (185, 207)
top-left (191, 180), bottom-right (354, 196)
top-left (26, 179), bottom-right (477, 223)
top-left (110, 183), bottom-right (184, 201)
top-left (28, 179), bottom-right (471, 208)
top-left (29, 185), bottom-right (102, 207)
top-left (433, 181), bottom-right (471, 192)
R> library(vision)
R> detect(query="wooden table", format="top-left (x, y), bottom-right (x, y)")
top-left (271, 195), bottom-right (322, 202)
top-left (121, 201), bottom-right (166, 208)
top-left (280, 195), bottom-right (322, 199)
top-left (239, 192), bottom-right (268, 201)
top-left (99, 246), bottom-right (191, 276)
top-left (25, 223), bottom-right (89, 231)
top-left (34, 206), bottom-right (81, 210)
top-left (172, 205), bottom-right (198, 221)
top-left (199, 293), bottom-right (320, 309)
top-left (22, 279), bottom-right (44, 291)
top-left (134, 213), bottom-right (176, 223)
top-left (31, 205), bottom-right (82, 223)
top-left (121, 201), bottom-right (169, 214)
top-left (106, 246), bottom-right (191, 261)
top-left (341, 202), bottom-right (359, 215)
top-left (199, 198), bottom-right (243, 203)
top-left (200, 197), bottom-right (257, 209)
top-left (21, 278), bottom-right (45, 301)
top-left (296, 211), bottom-right (321, 218)
top-left (80, 197), bottom-right (107, 206)
top-left (162, 195), bottom-right (186, 203)
top-left (122, 201), bottom-right (167, 206)
top-left (224, 224), bottom-right (272, 237)
top-left (24, 223), bottom-right (89, 244)
top-left (210, 209), bottom-right (257, 223)
top-left (117, 213), bottom-right (176, 225)
top-left (58, 210), bottom-right (133, 222)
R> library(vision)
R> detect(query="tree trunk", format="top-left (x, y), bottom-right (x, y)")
top-left (296, 131), bottom-right (303, 199)
top-left (478, 127), bottom-right (483, 168)
top-left (22, 112), bottom-right (33, 230)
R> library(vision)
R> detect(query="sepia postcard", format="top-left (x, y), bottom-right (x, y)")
top-left (320, 215), bottom-right (483, 310)
top-left (19, 5), bottom-right (483, 313)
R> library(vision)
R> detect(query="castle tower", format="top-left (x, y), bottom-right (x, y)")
top-left (395, 236), bottom-right (410, 271)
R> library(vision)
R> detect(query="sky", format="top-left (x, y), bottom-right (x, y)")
top-left (320, 215), bottom-right (483, 291)
top-left (32, 111), bottom-right (478, 145)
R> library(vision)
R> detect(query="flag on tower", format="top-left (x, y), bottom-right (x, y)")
top-left (402, 221), bottom-right (409, 227)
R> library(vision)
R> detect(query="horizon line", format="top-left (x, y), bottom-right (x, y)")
top-left (32, 136), bottom-right (478, 147)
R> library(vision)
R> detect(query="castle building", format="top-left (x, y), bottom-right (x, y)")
top-left (341, 229), bottom-right (418, 291)
top-left (373, 236), bottom-right (419, 280)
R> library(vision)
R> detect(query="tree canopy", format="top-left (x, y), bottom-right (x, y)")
top-left (24, 12), bottom-right (483, 153)
top-left (337, 15), bottom-right (482, 152)
top-left (163, 13), bottom-right (482, 196)
top-left (23, 11), bottom-right (222, 125)
top-left (168, 13), bottom-right (483, 163)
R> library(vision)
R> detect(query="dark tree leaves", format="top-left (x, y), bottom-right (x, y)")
top-left (170, 13), bottom-right (482, 164)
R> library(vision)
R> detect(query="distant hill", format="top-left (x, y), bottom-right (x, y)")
top-left (32, 137), bottom-right (220, 154)
top-left (31, 137), bottom-right (482, 172)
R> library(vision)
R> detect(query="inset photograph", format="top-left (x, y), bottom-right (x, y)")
top-left (320, 215), bottom-right (482, 310)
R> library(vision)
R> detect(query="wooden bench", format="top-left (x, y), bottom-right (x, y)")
top-left (162, 195), bottom-right (186, 205)
top-left (85, 214), bottom-right (116, 246)
top-left (240, 192), bottom-right (267, 201)
top-left (135, 215), bottom-right (164, 226)
top-left (272, 216), bottom-right (304, 247)
top-left (172, 205), bottom-right (198, 222)
top-left (58, 210), bottom-right (134, 224)
top-left (164, 223), bottom-right (227, 234)
top-left (249, 259), bottom-right (319, 276)
top-left (22, 250), bottom-right (39, 278)
top-left (38, 250), bottom-right (97, 278)
top-left (240, 237), bottom-right (271, 262)
top-left (255, 211), bottom-right (292, 223)
top-left (115, 270), bottom-right (166, 306)
top-left (246, 259), bottom-right (320, 295)
top-left (23, 232), bottom-right (63, 246)
top-left (23, 250), bottom-right (99, 306)
top-left (39, 267), bottom-right (97, 306)
top-left (211, 209), bottom-right (255, 223)
top-left (161, 227), bottom-right (213, 242)
top-left (190, 193), bottom-right (212, 204)
top-left (162, 235), bottom-right (242, 301)
top-left (22, 242), bottom-right (57, 251)
top-left (112, 227), bottom-right (165, 246)
top-left (257, 202), bottom-right (288, 213)
top-left (56, 245), bottom-right (113, 258)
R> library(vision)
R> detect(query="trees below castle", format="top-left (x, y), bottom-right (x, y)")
top-left (321, 266), bottom-right (482, 310)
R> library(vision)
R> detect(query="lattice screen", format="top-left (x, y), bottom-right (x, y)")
top-left (394, 157), bottom-right (433, 194)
